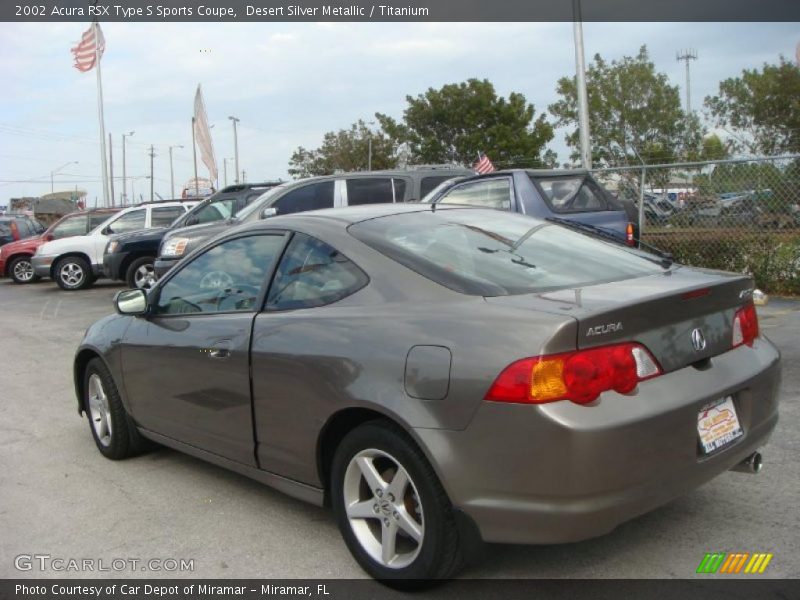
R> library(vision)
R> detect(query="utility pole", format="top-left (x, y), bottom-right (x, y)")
top-left (675, 48), bottom-right (697, 117)
top-left (122, 131), bottom-right (134, 204)
top-left (229, 116), bottom-right (240, 184)
top-left (149, 145), bottom-right (155, 202)
top-left (108, 133), bottom-right (115, 206)
top-left (169, 145), bottom-right (183, 199)
top-left (241, 169), bottom-right (246, 183)
top-left (573, 0), bottom-right (592, 169)
top-left (676, 49), bottom-right (698, 114)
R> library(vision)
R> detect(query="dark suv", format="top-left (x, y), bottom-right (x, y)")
top-left (104, 183), bottom-right (280, 288)
top-left (0, 214), bottom-right (46, 247)
top-left (154, 166), bottom-right (472, 278)
top-left (423, 169), bottom-right (638, 243)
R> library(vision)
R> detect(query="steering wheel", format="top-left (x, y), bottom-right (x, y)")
top-left (199, 270), bottom-right (234, 290)
top-left (215, 284), bottom-right (262, 311)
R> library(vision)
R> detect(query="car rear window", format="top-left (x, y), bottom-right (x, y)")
top-left (348, 209), bottom-right (661, 296)
top-left (534, 175), bottom-right (609, 213)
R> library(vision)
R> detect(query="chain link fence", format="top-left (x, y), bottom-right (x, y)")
top-left (593, 155), bottom-right (800, 296)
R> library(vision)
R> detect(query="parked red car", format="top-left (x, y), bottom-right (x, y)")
top-left (0, 208), bottom-right (119, 284)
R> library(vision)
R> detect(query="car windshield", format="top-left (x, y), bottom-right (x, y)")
top-left (349, 209), bottom-right (662, 296)
top-left (236, 184), bottom-right (290, 222)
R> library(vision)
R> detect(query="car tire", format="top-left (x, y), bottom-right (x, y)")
top-left (8, 255), bottom-right (40, 284)
top-left (83, 358), bottom-right (147, 460)
top-left (331, 420), bottom-right (464, 586)
top-left (125, 256), bottom-right (156, 290)
top-left (55, 256), bottom-right (94, 290)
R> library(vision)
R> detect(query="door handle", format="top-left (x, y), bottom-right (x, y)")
top-left (207, 341), bottom-right (232, 359)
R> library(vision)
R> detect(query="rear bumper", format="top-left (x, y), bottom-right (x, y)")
top-left (415, 338), bottom-right (781, 545)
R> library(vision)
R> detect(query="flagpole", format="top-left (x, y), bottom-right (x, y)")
top-left (94, 22), bottom-right (110, 206)
top-left (191, 117), bottom-right (199, 198)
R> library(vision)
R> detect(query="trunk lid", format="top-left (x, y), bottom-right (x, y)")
top-left (486, 266), bottom-right (755, 373)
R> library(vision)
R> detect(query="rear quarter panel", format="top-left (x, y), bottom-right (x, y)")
top-left (248, 220), bottom-right (578, 487)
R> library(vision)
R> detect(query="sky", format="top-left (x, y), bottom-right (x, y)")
top-left (0, 21), bottom-right (797, 208)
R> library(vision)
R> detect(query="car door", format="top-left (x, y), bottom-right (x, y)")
top-left (435, 177), bottom-right (516, 211)
top-left (120, 231), bottom-right (289, 465)
top-left (250, 232), bottom-right (369, 485)
top-left (92, 208), bottom-right (146, 265)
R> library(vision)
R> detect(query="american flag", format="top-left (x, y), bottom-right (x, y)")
top-left (473, 152), bottom-right (496, 174)
top-left (71, 23), bottom-right (105, 72)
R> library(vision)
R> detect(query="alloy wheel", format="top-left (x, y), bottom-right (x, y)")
top-left (12, 259), bottom-right (34, 282)
top-left (134, 263), bottom-right (156, 289)
top-left (342, 448), bottom-right (424, 569)
top-left (60, 262), bottom-right (85, 288)
top-left (87, 374), bottom-right (113, 447)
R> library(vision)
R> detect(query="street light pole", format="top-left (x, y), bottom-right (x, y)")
top-left (169, 145), bottom-right (183, 199)
top-left (51, 161), bottom-right (79, 194)
top-left (367, 120), bottom-right (376, 171)
top-left (573, 0), bottom-right (592, 169)
top-left (228, 116), bottom-right (240, 184)
top-left (122, 130), bottom-right (135, 204)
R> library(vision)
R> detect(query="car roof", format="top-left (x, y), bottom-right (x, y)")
top-left (242, 203), bottom-right (482, 230)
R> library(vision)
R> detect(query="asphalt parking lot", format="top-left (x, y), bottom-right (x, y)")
top-left (0, 279), bottom-right (798, 580)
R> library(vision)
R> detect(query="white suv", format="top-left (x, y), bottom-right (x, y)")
top-left (32, 201), bottom-right (195, 290)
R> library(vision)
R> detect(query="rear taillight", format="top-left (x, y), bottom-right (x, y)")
top-left (10, 221), bottom-right (19, 240)
top-left (625, 222), bottom-right (635, 246)
top-left (732, 302), bottom-right (759, 348)
top-left (485, 343), bottom-right (662, 406)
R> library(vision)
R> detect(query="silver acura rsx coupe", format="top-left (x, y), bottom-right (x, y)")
top-left (73, 204), bottom-right (780, 583)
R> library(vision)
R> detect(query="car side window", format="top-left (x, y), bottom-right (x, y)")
top-left (151, 206), bottom-right (185, 228)
top-left (155, 234), bottom-right (286, 316)
top-left (51, 215), bottom-right (89, 239)
top-left (421, 175), bottom-right (455, 198)
top-left (438, 178), bottom-right (513, 210)
top-left (272, 181), bottom-right (335, 215)
top-left (107, 209), bottom-right (146, 234)
top-left (346, 178), bottom-right (394, 205)
top-left (267, 233), bottom-right (367, 311)
top-left (89, 214), bottom-right (111, 230)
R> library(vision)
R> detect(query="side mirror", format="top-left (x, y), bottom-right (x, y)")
top-left (260, 207), bottom-right (277, 219)
top-left (185, 216), bottom-right (199, 226)
top-left (103, 226), bottom-right (114, 235)
top-left (114, 289), bottom-right (148, 316)
top-left (44, 233), bottom-right (54, 241)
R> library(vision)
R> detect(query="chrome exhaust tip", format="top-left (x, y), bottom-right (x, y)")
top-left (731, 451), bottom-right (762, 474)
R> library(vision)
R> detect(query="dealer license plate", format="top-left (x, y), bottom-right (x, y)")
top-left (697, 396), bottom-right (743, 454)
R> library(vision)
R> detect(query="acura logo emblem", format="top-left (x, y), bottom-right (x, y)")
top-left (691, 328), bottom-right (707, 352)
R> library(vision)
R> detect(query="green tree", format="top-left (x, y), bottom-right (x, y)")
top-left (705, 57), bottom-right (800, 155)
top-left (376, 78), bottom-right (555, 168)
top-left (288, 120), bottom-right (397, 178)
top-left (700, 133), bottom-right (729, 161)
top-left (550, 45), bottom-right (693, 167)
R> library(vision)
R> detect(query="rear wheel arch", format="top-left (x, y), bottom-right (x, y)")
top-left (317, 408), bottom-right (447, 509)
top-left (318, 408), bottom-right (414, 506)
